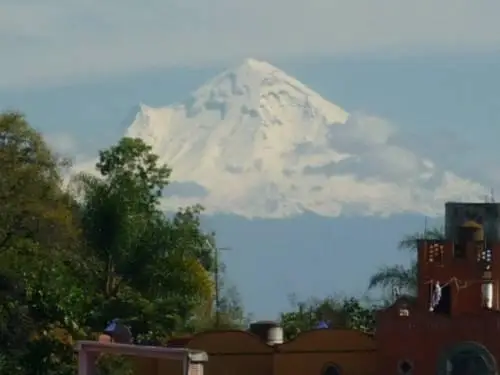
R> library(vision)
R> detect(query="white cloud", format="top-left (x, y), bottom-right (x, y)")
top-left (327, 113), bottom-right (396, 151)
top-left (44, 132), bottom-right (92, 164)
top-left (325, 113), bottom-right (423, 180)
top-left (2, 0), bottom-right (500, 88)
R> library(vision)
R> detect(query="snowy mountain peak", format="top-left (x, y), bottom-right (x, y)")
top-left (235, 57), bottom-right (279, 74)
top-left (119, 59), bottom-right (485, 218)
top-left (177, 58), bottom-right (349, 128)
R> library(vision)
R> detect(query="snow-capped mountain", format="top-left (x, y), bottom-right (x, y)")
top-left (119, 58), bottom-right (485, 218)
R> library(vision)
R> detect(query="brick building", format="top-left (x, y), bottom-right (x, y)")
top-left (168, 202), bottom-right (500, 375)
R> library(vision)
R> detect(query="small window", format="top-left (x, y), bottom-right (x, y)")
top-left (398, 302), bottom-right (410, 317)
top-left (398, 360), bottom-right (413, 375)
top-left (399, 308), bottom-right (409, 317)
top-left (322, 363), bottom-right (341, 375)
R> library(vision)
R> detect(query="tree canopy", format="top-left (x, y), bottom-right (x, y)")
top-left (279, 295), bottom-right (376, 341)
top-left (0, 112), bottom-right (241, 375)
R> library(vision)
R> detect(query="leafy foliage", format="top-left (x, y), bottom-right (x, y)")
top-left (279, 295), bottom-right (376, 340)
top-left (0, 113), bottom-right (236, 374)
top-left (0, 112), bottom-right (86, 375)
top-left (71, 137), bottom-right (218, 344)
top-left (183, 264), bottom-right (250, 333)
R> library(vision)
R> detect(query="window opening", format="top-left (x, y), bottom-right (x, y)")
top-left (398, 360), bottom-right (413, 375)
top-left (399, 308), bottom-right (409, 317)
top-left (398, 301), bottom-right (410, 317)
top-left (434, 285), bottom-right (452, 315)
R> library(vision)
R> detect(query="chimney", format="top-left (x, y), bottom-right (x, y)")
top-left (248, 321), bottom-right (283, 345)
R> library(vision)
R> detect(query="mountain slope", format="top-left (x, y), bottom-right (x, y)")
top-left (120, 58), bottom-right (484, 218)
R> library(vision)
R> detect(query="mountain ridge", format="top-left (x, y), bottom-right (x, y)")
top-left (91, 58), bottom-right (486, 218)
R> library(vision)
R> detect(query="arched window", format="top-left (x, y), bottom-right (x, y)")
top-left (322, 363), bottom-right (341, 375)
top-left (437, 341), bottom-right (495, 375)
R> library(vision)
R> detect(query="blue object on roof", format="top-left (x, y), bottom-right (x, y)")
top-left (104, 319), bottom-right (118, 333)
top-left (316, 320), bottom-right (329, 329)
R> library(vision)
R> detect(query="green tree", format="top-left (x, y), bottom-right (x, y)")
top-left (72, 137), bottom-right (216, 344)
top-left (368, 226), bottom-right (445, 298)
top-left (0, 111), bottom-right (76, 253)
top-left (0, 111), bottom-right (88, 375)
top-left (0, 118), bottom-right (242, 375)
top-left (279, 295), bottom-right (376, 341)
top-left (184, 262), bottom-right (250, 332)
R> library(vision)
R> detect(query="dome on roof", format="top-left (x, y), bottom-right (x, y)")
top-left (462, 220), bottom-right (482, 229)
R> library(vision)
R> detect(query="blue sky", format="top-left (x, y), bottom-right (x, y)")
top-left (2, 0), bottom-right (500, 88)
top-left (2, 0), bottom-right (500, 314)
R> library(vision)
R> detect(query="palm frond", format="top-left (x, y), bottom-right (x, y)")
top-left (397, 226), bottom-right (445, 252)
top-left (368, 263), bottom-right (417, 292)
